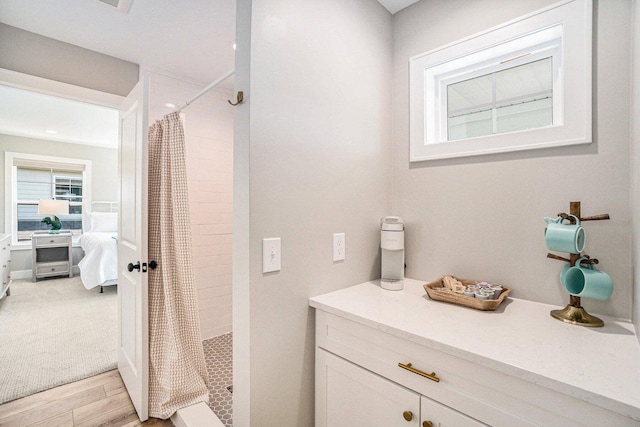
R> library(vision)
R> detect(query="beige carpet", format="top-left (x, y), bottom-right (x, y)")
top-left (0, 276), bottom-right (117, 404)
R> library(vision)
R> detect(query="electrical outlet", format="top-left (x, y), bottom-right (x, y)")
top-left (333, 233), bottom-right (345, 262)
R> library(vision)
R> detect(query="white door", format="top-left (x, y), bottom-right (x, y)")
top-left (117, 77), bottom-right (150, 421)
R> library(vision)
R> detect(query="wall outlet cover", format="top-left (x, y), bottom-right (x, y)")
top-left (263, 238), bottom-right (281, 273)
top-left (333, 233), bottom-right (345, 262)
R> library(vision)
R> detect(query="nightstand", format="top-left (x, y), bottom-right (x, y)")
top-left (32, 232), bottom-right (73, 281)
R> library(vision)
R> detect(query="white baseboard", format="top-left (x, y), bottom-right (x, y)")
top-left (11, 266), bottom-right (81, 281)
top-left (171, 402), bottom-right (224, 427)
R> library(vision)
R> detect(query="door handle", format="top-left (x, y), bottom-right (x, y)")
top-left (127, 261), bottom-right (141, 272)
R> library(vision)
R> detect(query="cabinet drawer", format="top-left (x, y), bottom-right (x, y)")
top-left (36, 262), bottom-right (70, 276)
top-left (316, 311), bottom-right (636, 427)
top-left (34, 235), bottom-right (70, 247)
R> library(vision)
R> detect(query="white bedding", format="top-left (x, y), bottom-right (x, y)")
top-left (78, 232), bottom-right (118, 290)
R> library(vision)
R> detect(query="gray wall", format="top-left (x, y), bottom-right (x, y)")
top-left (392, 0), bottom-right (633, 320)
top-left (238, 0), bottom-right (393, 424)
top-left (1, 134), bottom-right (118, 270)
top-left (632, 0), bottom-right (639, 341)
top-left (237, 0), bottom-right (639, 424)
top-left (0, 23), bottom-right (138, 97)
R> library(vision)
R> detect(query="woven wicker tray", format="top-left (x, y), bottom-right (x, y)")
top-left (423, 277), bottom-right (511, 311)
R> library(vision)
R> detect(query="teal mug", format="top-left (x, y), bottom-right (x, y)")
top-left (560, 262), bottom-right (570, 284)
top-left (562, 257), bottom-right (613, 301)
top-left (544, 214), bottom-right (585, 254)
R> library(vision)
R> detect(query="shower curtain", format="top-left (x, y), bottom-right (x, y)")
top-left (147, 111), bottom-right (210, 419)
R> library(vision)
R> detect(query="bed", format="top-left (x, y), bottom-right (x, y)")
top-left (77, 202), bottom-right (118, 291)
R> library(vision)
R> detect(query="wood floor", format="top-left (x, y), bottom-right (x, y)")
top-left (0, 370), bottom-right (173, 427)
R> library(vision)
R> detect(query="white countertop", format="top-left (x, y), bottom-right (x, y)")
top-left (309, 278), bottom-right (640, 421)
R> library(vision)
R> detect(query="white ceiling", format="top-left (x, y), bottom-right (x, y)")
top-left (0, 0), bottom-right (237, 148)
top-left (0, 0), bottom-right (238, 87)
top-left (377, 0), bottom-right (421, 14)
top-left (0, 0), bottom-right (417, 148)
top-left (0, 84), bottom-right (119, 148)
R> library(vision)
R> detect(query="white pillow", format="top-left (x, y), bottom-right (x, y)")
top-left (89, 212), bottom-right (118, 232)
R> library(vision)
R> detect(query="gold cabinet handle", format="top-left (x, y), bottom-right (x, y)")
top-left (423, 421), bottom-right (433, 427)
top-left (403, 411), bottom-right (413, 422)
top-left (398, 362), bottom-right (440, 383)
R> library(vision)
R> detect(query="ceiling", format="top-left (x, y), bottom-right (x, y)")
top-left (0, 84), bottom-right (119, 148)
top-left (0, 0), bottom-right (238, 87)
top-left (0, 0), bottom-right (417, 148)
top-left (377, 0), bottom-right (421, 14)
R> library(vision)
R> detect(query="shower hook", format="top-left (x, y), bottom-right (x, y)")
top-left (228, 91), bottom-right (244, 106)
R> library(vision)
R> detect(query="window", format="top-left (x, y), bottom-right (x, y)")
top-left (409, 0), bottom-right (592, 161)
top-left (447, 57), bottom-right (553, 141)
top-left (5, 153), bottom-right (92, 246)
top-left (54, 175), bottom-right (83, 202)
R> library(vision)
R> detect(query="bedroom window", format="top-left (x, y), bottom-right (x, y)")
top-left (5, 152), bottom-right (92, 246)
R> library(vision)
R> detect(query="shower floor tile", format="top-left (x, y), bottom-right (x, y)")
top-left (203, 333), bottom-right (233, 427)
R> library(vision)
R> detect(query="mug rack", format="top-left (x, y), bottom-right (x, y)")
top-left (546, 201), bottom-right (610, 327)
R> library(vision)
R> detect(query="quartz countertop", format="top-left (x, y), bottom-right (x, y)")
top-left (309, 278), bottom-right (640, 421)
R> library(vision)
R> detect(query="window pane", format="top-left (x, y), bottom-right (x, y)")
top-left (55, 174), bottom-right (83, 202)
top-left (496, 97), bottom-right (553, 133)
top-left (16, 167), bottom-right (84, 241)
top-left (495, 57), bottom-right (552, 133)
top-left (447, 75), bottom-right (493, 118)
top-left (448, 110), bottom-right (493, 141)
top-left (16, 203), bottom-right (83, 241)
top-left (447, 57), bottom-right (553, 141)
top-left (17, 168), bottom-right (52, 200)
top-left (17, 204), bottom-right (44, 241)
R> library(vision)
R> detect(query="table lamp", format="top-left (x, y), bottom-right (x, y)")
top-left (38, 199), bottom-right (69, 234)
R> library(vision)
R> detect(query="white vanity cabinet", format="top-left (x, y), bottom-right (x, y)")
top-left (310, 279), bottom-right (640, 427)
top-left (0, 234), bottom-right (11, 299)
top-left (317, 347), bottom-right (482, 426)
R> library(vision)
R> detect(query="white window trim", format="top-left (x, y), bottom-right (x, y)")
top-left (5, 152), bottom-right (92, 248)
top-left (409, 0), bottom-right (592, 162)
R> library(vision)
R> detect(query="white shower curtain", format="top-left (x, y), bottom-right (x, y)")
top-left (147, 111), bottom-right (210, 419)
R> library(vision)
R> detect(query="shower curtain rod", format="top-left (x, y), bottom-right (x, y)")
top-left (175, 68), bottom-right (235, 112)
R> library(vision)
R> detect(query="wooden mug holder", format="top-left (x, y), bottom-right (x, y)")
top-left (546, 201), bottom-right (610, 327)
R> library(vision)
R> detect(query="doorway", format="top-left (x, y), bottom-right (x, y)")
top-left (0, 81), bottom-right (120, 403)
top-left (0, 69), bottom-right (236, 423)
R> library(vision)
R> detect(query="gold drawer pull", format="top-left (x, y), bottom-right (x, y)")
top-left (402, 411), bottom-right (413, 422)
top-left (423, 421), bottom-right (433, 427)
top-left (398, 362), bottom-right (440, 383)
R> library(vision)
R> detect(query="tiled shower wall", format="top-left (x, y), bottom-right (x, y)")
top-left (144, 69), bottom-right (234, 340)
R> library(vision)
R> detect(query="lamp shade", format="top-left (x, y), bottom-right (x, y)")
top-left (38, 199), bottom-right (69, 216)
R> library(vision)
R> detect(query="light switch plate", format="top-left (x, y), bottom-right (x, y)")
top-left (333, 233), bottom-right (345, 262)
top-left (263, 238), bottom-right (281, 273)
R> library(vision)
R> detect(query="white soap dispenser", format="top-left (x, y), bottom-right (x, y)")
top-left (380, 216), bottom-right (404, 290)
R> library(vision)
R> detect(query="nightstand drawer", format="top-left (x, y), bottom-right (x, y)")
top-left (36, 262), bottom-right (70, 276)
top-left (33, 235), bottom-right (71, 247)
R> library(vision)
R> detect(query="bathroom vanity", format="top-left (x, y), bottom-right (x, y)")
top-left (310, 279), bottom-right (640, 426)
